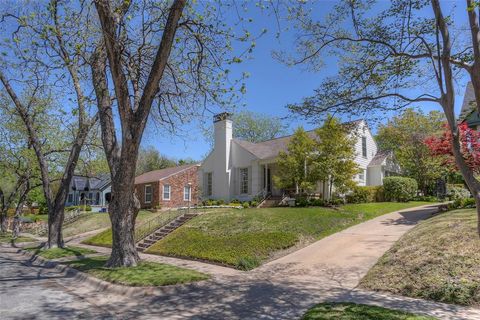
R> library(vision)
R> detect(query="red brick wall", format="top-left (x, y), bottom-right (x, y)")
top-left (134, 165), bottom-right (199, 209)
top-left (135, 181), bottom-right (160, 209)
top-left (159, 166), bottom-right (199, 208)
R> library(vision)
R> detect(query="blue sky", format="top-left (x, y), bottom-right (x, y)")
top-left (142, 0), bottom-right (471, 161)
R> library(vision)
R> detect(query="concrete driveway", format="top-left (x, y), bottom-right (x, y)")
top-left (2, 204), bottom-right (480, 319)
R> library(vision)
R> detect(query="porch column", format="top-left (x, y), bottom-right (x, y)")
top-left (264, 163), bottom-right (268, 193)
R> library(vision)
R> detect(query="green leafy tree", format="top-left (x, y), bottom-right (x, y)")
top-left (232, 111), bottom-right (287, 143)
top-left (274, 127), bottom-right (316, 194)
top-left (312, 116), bottom-right (359, 199)
top-left (136, 147), bottom-right (178, 175)
top-left (376, 109), bottom-right (446, 195)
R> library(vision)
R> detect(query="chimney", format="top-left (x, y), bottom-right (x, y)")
top-left (211, 112), bottom-right (233, 200)
top-left (213, 113), bottom-right (233, 165)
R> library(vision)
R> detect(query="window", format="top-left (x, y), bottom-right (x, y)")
top-left (68, 193), bottom-right (73, 203)
top-left (163, 184), bottom-right (171, 201)
top-left (206, 173), bottom-right (213, 196)
top-left (88, 192), bottom-right (93, 203)
top-left (358, 170), bottom-right (365, 182)
top-left (145, 185), bottom-right (152, 203)
top-left (240, 168), bottom-right (249, 194)
top-left (362, 136), bottom-right (367, 157)
top-left (184, 185), bottom-right (191, 201)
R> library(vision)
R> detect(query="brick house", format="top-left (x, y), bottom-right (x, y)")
top-left (134, 164), bottom-right (200, 209)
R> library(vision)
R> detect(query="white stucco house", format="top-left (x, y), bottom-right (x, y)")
top-left (198, 113), bottom-right (399, 202)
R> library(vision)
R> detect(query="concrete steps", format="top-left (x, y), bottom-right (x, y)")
top-left (136, 213), bottom-right (198, 252)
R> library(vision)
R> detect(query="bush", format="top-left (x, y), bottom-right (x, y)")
top-left (412, 195), bottom-right (438, 202)
top-left (447, 185), bottom-right (471, 201)
top-left (250, 200), bottom-right (258, 207)
top-left (383, 177), bottom-right (418, 202)
top-left (448, 197), bottom-right (476, 210)
top-left (230, 199), bottom-right (241, 204)
top-left (346, 186), bottom-right (384, 204)
top-left (242, 202), bottom-right (250, 209)
top-left (295, 197), bottom-right (309, 207)
top-left (309, 198), bottom-right (324, 207)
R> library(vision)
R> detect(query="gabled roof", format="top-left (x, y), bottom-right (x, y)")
top-left (134, 164), bottom-right (199, 184)
top-left (460, 82), bottom-right (476, 121)
top-left (233, 119), bottom-right (364, 160)
top-left (71, 174), bottom-right (111, 191)
top-left (368, 150), bottom-right (391, 166)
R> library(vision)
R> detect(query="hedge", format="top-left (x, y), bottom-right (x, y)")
top-left (383, 176), bottom-right (418, 202)
top-left (346, 186), bottom-right (384, 203)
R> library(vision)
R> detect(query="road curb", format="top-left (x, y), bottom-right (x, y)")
top-left (15, 247), bottom-right (212, 298)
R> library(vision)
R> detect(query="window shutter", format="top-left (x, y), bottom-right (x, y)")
top-left (233, 167), bottom-right (238, 195)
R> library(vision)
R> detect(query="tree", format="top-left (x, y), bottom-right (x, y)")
top-left (136, 147), bottom-right (177, 175)
top-left (283, 0), bottom-right (480, 234)
top-left (426, 122), bottom-right (480, 175)
top-left (274, 127), bottom-right (316, 194)
top-left (91, 0), bottom-right (251, 267)
top-left (0, 1), bottom-right (98, 247)
top-left (312, 116), bottom-right (359, 199)
top-left (232, 111), bottom-right (287, 143)
top-left (376, 108), bottom-right (446, 195)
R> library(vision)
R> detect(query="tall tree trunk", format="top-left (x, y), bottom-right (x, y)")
top-left (45, 205), bottom-right (65, 248)
top-left (106, 183), bottom-right (140, 267)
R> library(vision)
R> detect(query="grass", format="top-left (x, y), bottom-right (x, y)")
top-left (146, 201), bottom-right (429, 270)
top-left (83, 210), bottom-right (181, 247)
top-left (360, 208), bottom-right (480, 306)
top-left (0, 232), bottom-right (36, 243)
top-left (63, 256), bottom-right (209, 286)
top-left (301, 302), bottom-right (435, 320)
top-left (23, 214), bottom-right (49, 222)
top-left (64, 210), bottom-right (161, 238)
top-left (26, 245), bottom-right (96, 259)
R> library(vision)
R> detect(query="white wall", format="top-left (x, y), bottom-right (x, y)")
top-left (351, 120), bottom-right (378, 186)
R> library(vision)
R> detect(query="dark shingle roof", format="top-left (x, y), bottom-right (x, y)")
top-left (72, 174), bottom-right (111, 191)
top-left (134, 164), bottom-right (199, 184)
top-left (233, 119), bottom-right (364, 160)
top-left (460, 82), bottom-right (476, 120)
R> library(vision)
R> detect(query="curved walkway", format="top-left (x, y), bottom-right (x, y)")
top-left (3, 204), bottom-right (480, 319)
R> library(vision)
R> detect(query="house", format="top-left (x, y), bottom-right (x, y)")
top-left (65, 174), bottom-right (111, 210)
top-left (460, 82), bottom-right (480, 130)
top-left (198, 113), bottom-right (399, 202)
top-left (134, 164), bottom-right (200, 209)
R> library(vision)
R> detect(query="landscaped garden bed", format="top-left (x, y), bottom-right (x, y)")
top-left (360, 208), bottom-right (480, 306)
top-left (301, 302), bottom-right (434, 320)
top-left (143, 202), bottom-right (430, 270)
top-left (63, 256), bottom-right (209, 286)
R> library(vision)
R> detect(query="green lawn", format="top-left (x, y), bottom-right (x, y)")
top-left (360, 208), bottom-right (480, 306)
top-left (83, 210), bottom-right (181, 248)
top-left (64, 210), bottom-right (161, 238)
top-left (301, 302), bottom-right (435, 320)
top-left (26, 245), bottom-right (96, 259)
top-left (63, 256), bottom-right (209, 286)
top-left (146, 201), bottom-right (430, 270)
top-left (23, 214), bottom-right (49, 222)
top-left (0, 232), bottom-right (36, 243)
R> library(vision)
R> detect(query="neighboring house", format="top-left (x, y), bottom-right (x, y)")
top-left (65, 174), bottom-right (111, 209)
top-left (134, 164), bottom-right (200, 209)
top-left (199, 112), bottom-right (400, 202)
top-left (460, 82), bottom-right (480, 130)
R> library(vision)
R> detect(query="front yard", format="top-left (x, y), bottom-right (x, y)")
top-left (144, 201), bottom-right (429, 270)
top-left (360, 208), bottom-right (480, 306)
